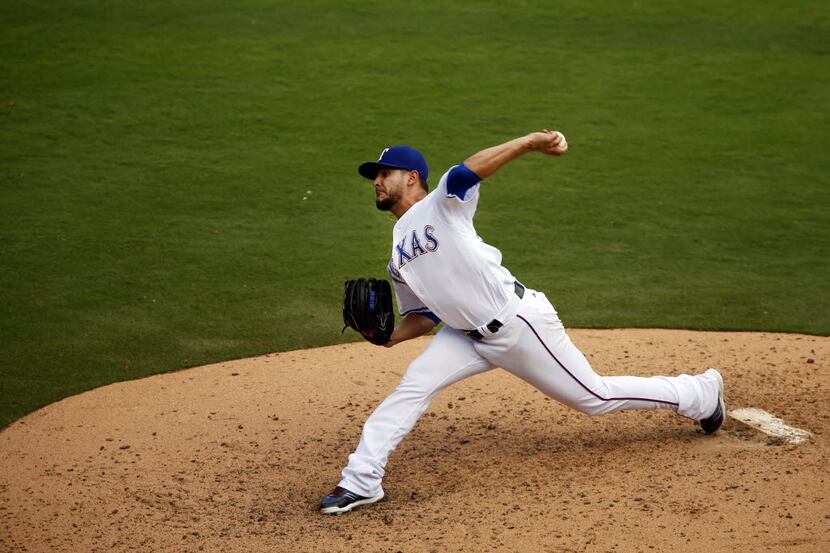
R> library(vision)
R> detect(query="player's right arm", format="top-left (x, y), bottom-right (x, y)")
top-left (462, 130), bottom-right (567, 180)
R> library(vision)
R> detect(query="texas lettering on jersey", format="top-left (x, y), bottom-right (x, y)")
top-left (388, 225), bottom-right (439, 279)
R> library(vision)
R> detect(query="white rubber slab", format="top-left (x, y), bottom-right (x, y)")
top-left (728, 407), bottom-right (813, 445)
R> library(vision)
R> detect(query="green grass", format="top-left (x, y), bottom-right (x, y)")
top-left (1, 0), bottom-right (828, 428)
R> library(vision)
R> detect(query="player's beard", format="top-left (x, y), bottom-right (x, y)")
top-left (375, 189), bottom-right (400, 211)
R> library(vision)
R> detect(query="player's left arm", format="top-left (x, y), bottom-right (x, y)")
top-left (462, 130), bottom-right (567, 180)
top-left (382, 313), bottom-right (438, 348)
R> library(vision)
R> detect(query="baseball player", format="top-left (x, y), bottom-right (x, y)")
top-left (321, 130), bottom-right (726, 515)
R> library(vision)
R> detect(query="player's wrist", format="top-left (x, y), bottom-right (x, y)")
top-left (524, 133), bottom-right (542, 153)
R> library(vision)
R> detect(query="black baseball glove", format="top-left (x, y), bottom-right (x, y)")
top-left (342, 278), bottom-right (395, 345)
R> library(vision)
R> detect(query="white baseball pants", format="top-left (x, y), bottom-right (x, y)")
top-left (339, 289), bottom-right (722, 497)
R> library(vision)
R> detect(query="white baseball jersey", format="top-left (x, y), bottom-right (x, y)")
top-left (386, 166), bottom-right (521, 331)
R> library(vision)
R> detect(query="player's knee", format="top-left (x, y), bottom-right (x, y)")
top-left (394, 379), bottom-right (429, 401)
top-left (567, 380), bottom-right (614, 415)
top-left (569, 398), bottom-right (608, 416)
top-left (397, 361), bottom-right (444, 400)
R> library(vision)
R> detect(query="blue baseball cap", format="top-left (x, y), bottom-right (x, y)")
top-left (358, 145), bottom-right (429, 184)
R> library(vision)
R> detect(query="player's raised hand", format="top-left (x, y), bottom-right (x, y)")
top-left (531, 129), bottom-right (568, 156)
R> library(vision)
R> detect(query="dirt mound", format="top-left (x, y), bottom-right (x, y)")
top-left (1, 329), bottom-right (827, 552)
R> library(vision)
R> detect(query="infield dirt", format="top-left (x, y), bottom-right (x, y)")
top-left (1, 329), bottom-right (828, 552)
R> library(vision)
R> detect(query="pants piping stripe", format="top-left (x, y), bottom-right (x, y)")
top-left (516, 314), bottom-right (679, 407)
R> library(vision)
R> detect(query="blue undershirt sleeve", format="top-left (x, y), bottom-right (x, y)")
top-left (420, 311), bottom-right (442, 325)
top-left (446, 163), bottom-right (482, 200)
top-left (402, 308), bottom-right (441, 325)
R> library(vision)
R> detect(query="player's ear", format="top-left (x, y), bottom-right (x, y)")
top-left (408, 170), bottom-right (420, 186)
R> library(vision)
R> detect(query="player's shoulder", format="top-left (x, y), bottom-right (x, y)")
top-left (407, 165), bottom-right (479, 220)
top-left (430, 165), bottom-right (459, 198)
top-left (439, 163), bottom-right (481, 205)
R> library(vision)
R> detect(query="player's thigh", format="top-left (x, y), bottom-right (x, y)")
top-left (398, 326), bottom-right (494, 397)
top-left (476, 296), bottom-right (606, 409)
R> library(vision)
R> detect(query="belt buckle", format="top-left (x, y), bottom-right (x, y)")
top-left (465, 282), bottom-right (523, 341)
top-left (466, 319), bottom-right (502, 341)
top-left (465, 329), bottom-right (484, 341)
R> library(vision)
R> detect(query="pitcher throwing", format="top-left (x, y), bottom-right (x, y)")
top-left (321, 129), bottom-right (725, 515)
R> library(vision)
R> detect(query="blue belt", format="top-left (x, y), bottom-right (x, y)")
top-left (464, 282), bottom-right (525, 341)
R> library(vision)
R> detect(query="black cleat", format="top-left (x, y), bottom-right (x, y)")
top-left (700, 369), bottom-right (725, 434)
top-left (319, 486), bottom-right (384, 515)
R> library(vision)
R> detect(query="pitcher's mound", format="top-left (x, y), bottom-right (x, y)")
top-left (1, 329), bottom-right (827, 552)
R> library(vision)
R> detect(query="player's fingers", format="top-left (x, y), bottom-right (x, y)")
top-left (532, 130), bottom-right (553, 152)
top-left (541, 132), bottom-right (560, 153)
top-left (536, 129), bottom-right (567, 155)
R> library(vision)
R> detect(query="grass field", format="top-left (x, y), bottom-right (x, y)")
top-left (1, 0), bottom-right (828, 428)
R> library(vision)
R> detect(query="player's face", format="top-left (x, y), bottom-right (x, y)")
top-left (373, 168), bottom-right (408, 211)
